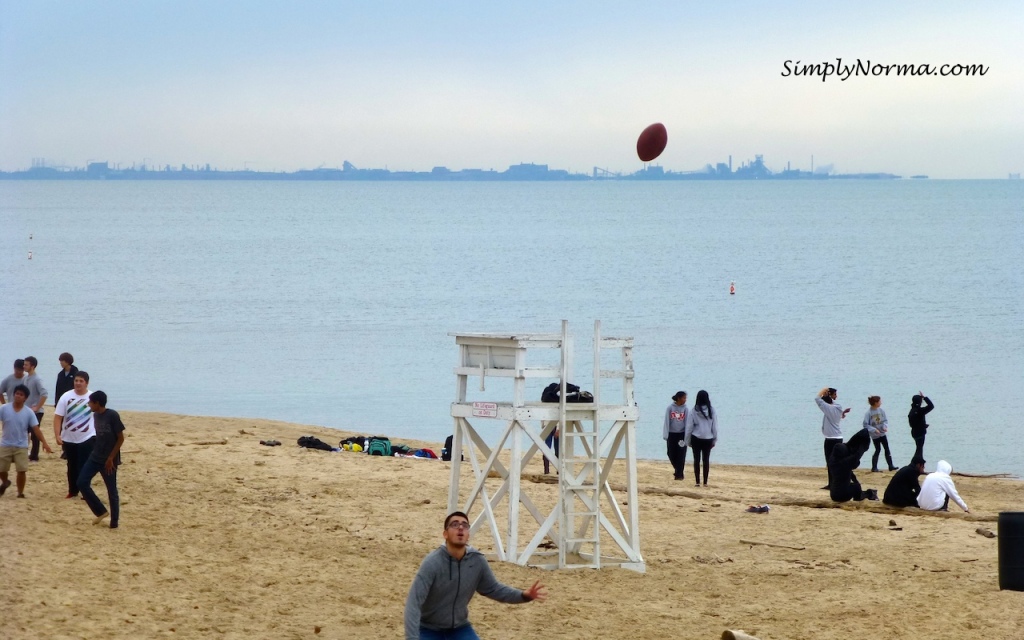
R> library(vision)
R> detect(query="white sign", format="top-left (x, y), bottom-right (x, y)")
top-left (472, 401), bottom-right (498, 418)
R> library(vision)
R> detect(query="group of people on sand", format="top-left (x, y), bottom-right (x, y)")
top-left (815, 386), bottom-right (968, 512)
top-left (662, 390), bottom-right (718, 487)
top-left (0, 353), bottom-right (126, 528)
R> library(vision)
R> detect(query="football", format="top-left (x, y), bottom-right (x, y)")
top-left (636, 123), bottom-right (668, 162)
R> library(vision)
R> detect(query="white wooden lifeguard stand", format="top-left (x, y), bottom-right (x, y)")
top-left (448, 320), bottom-right (644, 572)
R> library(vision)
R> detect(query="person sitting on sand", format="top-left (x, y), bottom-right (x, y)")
top-left (828, 428), bottom-right (873, 503)
top-left (882, 456), bottom-right (926, 508)
top-left (917, 460), bottom-right (969, 513)
top-left (405, 511), bottom-right (547, 640)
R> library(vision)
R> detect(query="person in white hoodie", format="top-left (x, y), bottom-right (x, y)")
top-left (917, 460), bottom-right (969, 512)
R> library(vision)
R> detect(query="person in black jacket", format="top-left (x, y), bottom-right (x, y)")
top-left (908, 392), bottom-right (934, 460)
top-left (828, 428), bottom-right (873, 503)
top-left (54, 352), bottom-right (79, 406)
top-left (882, 457), bottom-right (927, 508)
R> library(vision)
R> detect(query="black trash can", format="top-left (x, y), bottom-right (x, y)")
top-left (998, 512), bottom-right (1024, 591)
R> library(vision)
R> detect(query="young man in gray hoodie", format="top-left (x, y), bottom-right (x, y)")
top-left (404, 511), bottom-right (547, 639)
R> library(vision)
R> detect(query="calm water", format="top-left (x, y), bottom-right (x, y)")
top-left (2, 180), bottom-right (1022, 476)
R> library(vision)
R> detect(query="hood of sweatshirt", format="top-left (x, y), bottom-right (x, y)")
top-left (846, 428), bottom-right (871, 456)
top-left (936, 460), bottom-right (952, 475)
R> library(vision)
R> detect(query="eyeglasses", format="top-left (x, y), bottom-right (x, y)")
top-left (447, 521), bottom-right (470, 530)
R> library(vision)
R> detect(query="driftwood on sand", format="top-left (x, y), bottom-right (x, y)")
top-left (165, 439), bottom-right (228, 447)
top-left (740, 539), bottom-right (806, 551)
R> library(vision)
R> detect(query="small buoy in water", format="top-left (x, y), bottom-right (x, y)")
top-left (729, 281), bottom-right (735, 295)
top-left (28, 251), bottom-right (33, 260)
top-left (29, 233), bottom-right (33, 240)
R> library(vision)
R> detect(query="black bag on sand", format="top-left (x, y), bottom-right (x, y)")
top-left (297, 436), bottom-right (334, 451)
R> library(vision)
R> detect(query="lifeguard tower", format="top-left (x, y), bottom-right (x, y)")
top-left (447, 320), bottom-right (644, 572)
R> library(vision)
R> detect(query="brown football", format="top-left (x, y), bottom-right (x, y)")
top-left (636, 123), bottom-right (668, 162)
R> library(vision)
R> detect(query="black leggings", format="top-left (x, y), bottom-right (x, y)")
top-left (690, 437), bottom-right (713, 485)
top-left (872, 436), bottom-right (894, 470)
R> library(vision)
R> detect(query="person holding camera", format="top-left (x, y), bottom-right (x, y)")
top-left (816, 386), bottom-right (850, 490)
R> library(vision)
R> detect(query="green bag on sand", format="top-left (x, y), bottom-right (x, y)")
top-left (367, 437), bottom-right (392, 457)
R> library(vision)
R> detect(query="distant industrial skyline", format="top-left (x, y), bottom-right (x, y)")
top-left (2, 2), bottom-right (1021, 179)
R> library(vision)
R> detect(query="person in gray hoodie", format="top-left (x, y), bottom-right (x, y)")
top-left (685, 390), bottom-right (718, 487)
top-left (404, 511), bottom-right (547, 639)
top-left (816, 386), bottom-right (850, 490)
top-left (663, 391), bottom-right (689, 481)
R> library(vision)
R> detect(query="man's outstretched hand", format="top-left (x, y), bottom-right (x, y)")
top-left (524, 581), bottom-right (548, 603)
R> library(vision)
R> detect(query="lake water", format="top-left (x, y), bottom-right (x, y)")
top-left (2, 180), bottom-right (1021, 476)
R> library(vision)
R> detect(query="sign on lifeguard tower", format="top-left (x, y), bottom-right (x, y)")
top-left (472, 402), bottom-right (498, 418)
top-left (446, 320), bottom-right (644, 572)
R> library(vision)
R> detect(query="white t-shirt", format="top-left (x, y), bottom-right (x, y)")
top-left (54, 390), bottom-right (96, 443)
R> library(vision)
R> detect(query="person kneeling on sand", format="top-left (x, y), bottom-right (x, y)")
top-left (828, 428), bottom-right (876, 503)
top-left (882, 457), bottom-right (926, 508)
top-left (917, 460), bottom-right (969, 513)
top-left (404, 511), bottom-right (547, 640)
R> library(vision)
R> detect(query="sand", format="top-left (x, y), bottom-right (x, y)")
top-left (3, 410), bottom-right (1023, 640)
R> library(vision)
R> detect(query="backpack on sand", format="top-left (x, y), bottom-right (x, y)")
top-left (367, 436), bottom-right (392, 457)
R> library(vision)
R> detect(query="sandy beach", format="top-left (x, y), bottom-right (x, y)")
top-left (3, 410), bottom-right (1023, 640)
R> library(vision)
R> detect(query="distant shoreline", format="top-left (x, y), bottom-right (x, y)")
top-left (0, 157), bottom-right (905, 181)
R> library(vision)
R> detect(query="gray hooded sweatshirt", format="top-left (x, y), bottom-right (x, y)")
top-left (404, 544), bottom-right (527, 639)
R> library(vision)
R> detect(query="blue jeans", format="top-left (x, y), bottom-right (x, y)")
top-left (78, 458), bottom-right (119, 527)
top-left (420, 624), bottom-right (480, 640)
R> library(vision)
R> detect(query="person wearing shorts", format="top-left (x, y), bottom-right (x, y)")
top-left (0, 385), bottom-right (53, 498)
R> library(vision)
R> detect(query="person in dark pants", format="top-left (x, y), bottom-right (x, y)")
top-left (816, 387), bottom-right (851, 490)
top-left (882, 457), bottom-right (927, 508)
top-left (53, 371), bottom-right (96, 498)
top-left (542, 423), bottom-right (559, 475)
top-left (863, 395), bottom-right (897, 472)
top-left (908, 392), bottom-right (934, 460)
top-left (77, 391), bottom-right (125, 528)
top-left (22, 357), bottom-right (48, 461)
top-left (663, 391), bottom-right (688, 480)
top-left (685, 390), bottom-right (718, 487)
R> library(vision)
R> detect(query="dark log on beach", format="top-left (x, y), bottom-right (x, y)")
top-left (740, 539), bottom-right (806, 551)
top-left (952, 471), bottom-right (1017, 479)
top-left (165, 439), bottom-right (228, 447)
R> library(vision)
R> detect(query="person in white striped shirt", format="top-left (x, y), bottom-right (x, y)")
top-left (53, 371), bottom-right (97, 498)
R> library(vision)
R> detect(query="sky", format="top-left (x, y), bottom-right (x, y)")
top-left (1, 1), bottom-right (1021, 178)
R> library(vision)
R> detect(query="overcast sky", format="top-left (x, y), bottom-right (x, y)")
top-left (1, 1), bottom-right (1021, 178)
